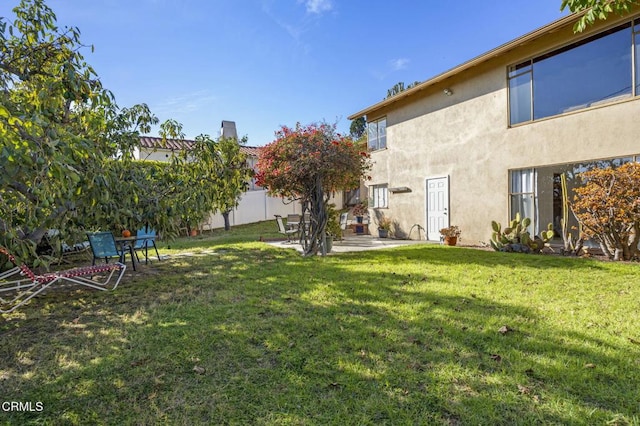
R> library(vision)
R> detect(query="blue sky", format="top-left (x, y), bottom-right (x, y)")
top-left (4, 1), bottom-right (568, 145)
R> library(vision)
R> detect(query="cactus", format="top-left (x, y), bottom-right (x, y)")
top-left (490, 232), bottom-right (504, 247)
top-left (540, 223), bottom-right (555, 242)
top-left (490, 213), bottom-right (554, 253)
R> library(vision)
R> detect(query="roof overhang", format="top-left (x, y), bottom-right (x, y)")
top-left (348, 12), bottom-right (588, 120)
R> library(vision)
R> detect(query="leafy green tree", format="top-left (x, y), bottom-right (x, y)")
top-left (255, 122), bottom-right (371, 256)
top-left (212, 136), bottom-right (254, 231)
top-left (0, 0), bottom-right (253, 264)
top-left (349, 116), bottom-right (366, 139)
top-left (173, 135), bottom-right (253, 233)
top-left (0, 0), bottom-right (124, 261)
top-left (0, 0), bottom-right (182, 263)
top-left (561, 0), bottom-right (639, 31)
top-left (78, 159), bottom-right (182, 239)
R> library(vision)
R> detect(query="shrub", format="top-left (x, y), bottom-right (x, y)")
top-left (571, 162), bottom-right (640, 261)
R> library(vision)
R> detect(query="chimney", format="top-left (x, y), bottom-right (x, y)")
top-left (221, 120), bottom-right (238, 140)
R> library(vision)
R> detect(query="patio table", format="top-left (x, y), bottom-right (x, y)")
top-left (115, 236), bottom-right (146, 266)
top-left (115, 235), bottom-right (158, 266)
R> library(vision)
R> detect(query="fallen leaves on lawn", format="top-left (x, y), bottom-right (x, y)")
top-left (498, 325), bottom-right (513, 335)
top-left (130, 357), bottom-right (149, 367)
top-left (518, 384), bottom-right (541, 403)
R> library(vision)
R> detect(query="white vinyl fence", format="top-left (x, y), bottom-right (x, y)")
top-left (199, 189), bottom-right (345, 232)
top-left (201, 190), bottom-right (301, 230)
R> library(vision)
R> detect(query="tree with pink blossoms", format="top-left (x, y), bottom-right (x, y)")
top-left (255, 122), bottom-right (371, 256)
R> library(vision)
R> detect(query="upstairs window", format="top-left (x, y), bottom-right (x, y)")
top-left (509, 22), bottom-right (635, 125)
top-left (368, 117), bottom-right (387, 151)
top-left (508, 62), bottom-right (532, 126)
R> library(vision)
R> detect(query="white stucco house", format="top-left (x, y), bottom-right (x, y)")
top-left (348, 11), bottom-right (640, 244)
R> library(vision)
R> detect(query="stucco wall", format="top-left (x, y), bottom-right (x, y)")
top-left (139, 148), bottom-right (174, 162)
top-left (367, 28), bottom-right (640, 244)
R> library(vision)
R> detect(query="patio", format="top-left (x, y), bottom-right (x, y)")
top-left (267, 233), bottom-right (431, 253)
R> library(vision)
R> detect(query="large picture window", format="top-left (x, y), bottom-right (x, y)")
top-left (509, 21), bottom-right (637, 125)
top-left (368, 117), bottom-right (387, 151)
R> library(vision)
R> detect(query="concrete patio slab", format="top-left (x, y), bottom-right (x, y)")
top-left (266, 234), bottom-right (432, 254)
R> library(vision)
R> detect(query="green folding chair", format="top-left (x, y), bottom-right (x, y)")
top-left (87, 231), bottom-right (136, 271)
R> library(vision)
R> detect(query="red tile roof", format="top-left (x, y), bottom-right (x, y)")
top-left (240, 146), bottom-right (261, 157)
top-left (139, 136), bottom-right (261, 157)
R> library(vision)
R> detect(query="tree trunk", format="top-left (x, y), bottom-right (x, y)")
top-left (222, 211), bottom-right (231, 231)
top-left (614, 248), bottom-right (623, 261)
top-left (302, 175), bottom-right (329, 257)
top-left (629, 224), bottom-right (640, 260)
top-left (598, 240), bottom-right (614, 259)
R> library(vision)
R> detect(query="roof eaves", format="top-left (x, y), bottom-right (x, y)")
top-left (347, 12), bottom-right (582, 120)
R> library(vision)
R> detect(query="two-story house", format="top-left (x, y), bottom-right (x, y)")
top-left (348, 11), bottom-right (640, 244)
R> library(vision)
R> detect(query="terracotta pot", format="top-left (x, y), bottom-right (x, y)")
top-left (190, 229), bottom-right (198, 237)
top-left (122, 229), bottom-right (131, 238)
top-left (444, 236), bottom-right (457, 246)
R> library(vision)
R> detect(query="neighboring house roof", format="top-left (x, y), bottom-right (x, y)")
top-left (138, 136), bottom-right (261, 157)
top-left (348, 12), bottom-right (585, 120)
top-left (139, 136), bottom-right (192, 151)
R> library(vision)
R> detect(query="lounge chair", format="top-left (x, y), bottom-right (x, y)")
top-left (275, 215), bottom-right (299, 243)
top-left (286, 214), bottom-right (301, 230)
top-left (339, 212), bottom-right (349, 241)
top-left (0, 247), bottom-right (125, 314)
top-left (37, 229), bottom-right (90, 262)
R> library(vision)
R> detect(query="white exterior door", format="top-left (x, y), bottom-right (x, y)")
top-left (426, 177), bottom-right (449, 241)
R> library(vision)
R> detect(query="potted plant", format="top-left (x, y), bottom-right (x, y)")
top-left (352, 202), bottom-right (368, 219)
top-left (351, 201), bottom-right (368, 234)
top-left (325, 204), bottom-right (343, 244)
top-left (439, 225), bottom-right (461, 246)
top-left (377, 216), bottom-right (392, 238)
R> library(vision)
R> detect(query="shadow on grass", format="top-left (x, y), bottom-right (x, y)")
top-left (1, 243), bottom-right (638, 424)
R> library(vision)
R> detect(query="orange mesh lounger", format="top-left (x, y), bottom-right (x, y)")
top-left (0, 247), bottom-right (125, 314)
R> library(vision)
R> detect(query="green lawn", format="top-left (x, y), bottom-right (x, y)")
top-left (1, 222), bottom-right (639, 425)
